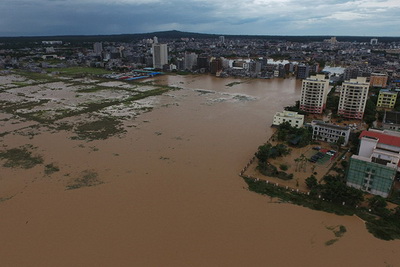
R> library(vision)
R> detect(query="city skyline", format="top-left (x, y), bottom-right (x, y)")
top-left (0, 0), bottom-right (399, 37)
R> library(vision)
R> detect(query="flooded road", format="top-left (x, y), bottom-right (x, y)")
top-left (0, 74), bottom-right (399, 266)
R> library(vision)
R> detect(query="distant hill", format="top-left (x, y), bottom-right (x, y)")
top-left (0, 30), bottom-right (399, 44)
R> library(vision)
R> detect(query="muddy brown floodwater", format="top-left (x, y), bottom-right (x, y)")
top-left (0, 74), bottom-right (399, 266)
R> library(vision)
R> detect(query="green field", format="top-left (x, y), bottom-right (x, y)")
top-left (47, 67), bottom-right (113, 76)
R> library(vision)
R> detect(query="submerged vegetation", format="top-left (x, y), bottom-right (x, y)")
top-left (66, 170), bottom-right (103, 190)
top-left (73, 116), bottom-right (125, 140)
top-left (44, 163), bottom-right (60, 175)
top-left (0, 145), bottom-right (43, 169)
top-left (0, 69), bottom-right (176, 141)
top-left (242, 176), bottom-right (400, 240)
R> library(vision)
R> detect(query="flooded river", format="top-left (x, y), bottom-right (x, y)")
top-left (0, 74), bottom-right (399, 266)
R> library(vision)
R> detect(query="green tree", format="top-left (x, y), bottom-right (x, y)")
top-left (364, 98), bottom-right (377, 126)
top-left (336, 136), bottom-right (345, 150)
top-left (305, 175), bottom-right (318, 189)
top-left (368, 195), bottom-right (389, 216)
top-left (255, 143), bottom-right (273, 162)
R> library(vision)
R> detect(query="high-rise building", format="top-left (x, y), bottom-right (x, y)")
top-left (296, 64), bottom-right (310, 79)
top-left (299, 74), bottom-right (330, 114)
top-left (197, 56), bottom-right (209, 72)
top-left (219, 36), bottom-right (225, 44)
top-left (153, 36), bottom-right (158, 44)
top-left (377, 89), bottom-right (397, 109)
top-left (93, 42), bottom-right (103, 56)
top-left (343, 67), bottom-right (360, 81)
top-left (184, 52), bottom-right (198, 71)
top-left (152, 43), bottom-right (168, 69)
top-left (338, 77), bottom-right (369, 119)
top-left (210, 58), bottom-right (223, 75)
top-left (370, 38), bottom-right (378, 45)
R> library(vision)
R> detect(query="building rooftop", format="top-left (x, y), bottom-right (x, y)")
top-left (379, 89), bottom-right (397, 94)
top-left (359, 130), bottom-right (400, 147)
top-left (311, 120), bottom-right (349, 131)
top-left (384, 111), bottom-right (400, 125)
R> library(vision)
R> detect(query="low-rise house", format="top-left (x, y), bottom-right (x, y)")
top-left (272, 111), bottom-right (304, 128)
top-left (310, 120), bottom-right (350, 146)
top-left (383, 111), bottom-right (400, 131)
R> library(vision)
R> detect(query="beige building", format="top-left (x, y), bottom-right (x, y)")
top-left (377, 89), bottom-right (397, 109)
top-left (299, 74), bottom-right (330, 114)
top-left (338, 77), bottom-right (369, 119)
top-left (272, 111), bottom-right (304, 128)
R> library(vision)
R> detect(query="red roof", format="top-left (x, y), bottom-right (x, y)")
top-left (359, 130), bottom-right (400, 147)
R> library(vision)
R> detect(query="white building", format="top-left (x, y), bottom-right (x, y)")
top-left (338, 77), bottom-right (369, 119)
top-left (310, 120), bottom-right (350, 146)
top-left (346, 129), bottom-right (400, 197)
top-left (299, 74), bottom-right (330, 114)
top-left (272, 111), bottom-right (304, 128)
top-left (152, 43), bottom-right (168, 69)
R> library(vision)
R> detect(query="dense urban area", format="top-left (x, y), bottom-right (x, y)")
top-left (2, 31), bottom-right (400, 240)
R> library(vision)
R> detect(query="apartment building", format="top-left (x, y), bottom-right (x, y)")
top-left (152, 43), bottom-right (168, 69)
top-left (299, 74), bottom-right (330, 114)
top-left (377, 89), bottom-right (397, 109)
top-left (338, 77), bottom-right (369, 119)
top-left (370, 73), bottom-right (388, 88)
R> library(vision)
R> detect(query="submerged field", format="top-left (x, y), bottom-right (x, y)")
top-left (0, 71), bottom-right (399, 267)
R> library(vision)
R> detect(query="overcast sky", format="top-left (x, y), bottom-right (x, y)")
top-left (1, 0), bottom-right (399, 37)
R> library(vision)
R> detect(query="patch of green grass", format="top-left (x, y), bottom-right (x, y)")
top-left (12, 82), bottom-right (30, 87)
top-left (66, 170), bottom-right (103, 190)
top-left (44, 163), bottom-right (60, 175)
top-left (15, 70), bottom-right (61, 83)
top-left (0, 145), bottom-right (43, 169)
top-left (75, 85), bottom-right (116, 93)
